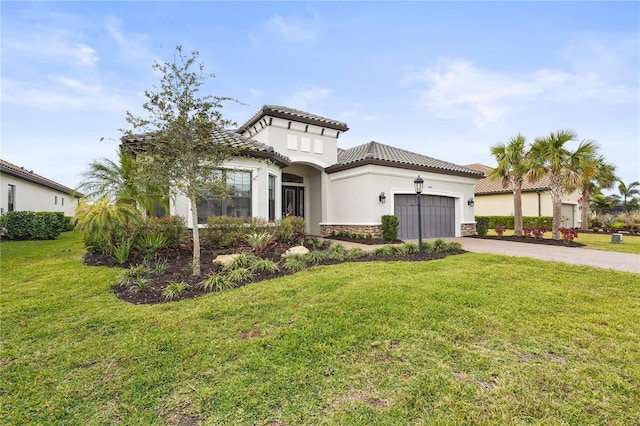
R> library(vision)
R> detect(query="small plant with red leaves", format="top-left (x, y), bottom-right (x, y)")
top-left (495, 224), bottom-right (507, 238)
top-left (559, 227), bottom-right (579, 244)
top-left (532, 226), bottom-right (547, 239)
top-left (523, 226), bottom-right (533, 238)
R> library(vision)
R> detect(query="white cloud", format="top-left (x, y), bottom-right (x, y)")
top-left (263, 12), bottom-right (322, 43)
top-left (284, 86), bottom-right (333, 111)
top-left (3, 31), bottom-right (99, 66)
top-left (403, 54), bottom-right (638, 128)
top-left (2, 77), bottom-right (136, 112)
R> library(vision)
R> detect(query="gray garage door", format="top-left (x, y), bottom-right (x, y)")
top-left (394, 194), bottom-right (455, 240)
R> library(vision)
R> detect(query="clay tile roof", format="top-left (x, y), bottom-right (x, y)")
top-left (238, 105), bottom-right (349, 132)
top-left (328, 141), bottom-right (484, 178)
top-left (0, 159), bottom-right (83, 196)
top-left (121, 127), bottom-right (291, 168)
top-left (464, 163), bottom-right (553, 194)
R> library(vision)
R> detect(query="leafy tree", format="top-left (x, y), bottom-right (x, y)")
top-left (527, 130), bottom-right (598, 240)
top-left (617, 180), bottom-right (640, 224)
top-left (77, 150), bottom-right (168, 216)
top-left (575, 154), bottom-right (617, 230)
top-left (488, 134), bottom-right (529, 236)
top-left (123, 46), bottom-right (240, 276)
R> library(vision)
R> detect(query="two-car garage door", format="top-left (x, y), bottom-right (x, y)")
top-left (394, 194), bottom-right (455, 240)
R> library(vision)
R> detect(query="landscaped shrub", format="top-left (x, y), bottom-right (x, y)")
top-left (73, 198), bottom-right (141, 255)
top-left (276, 216), bottom-right (306, 245)
top-left (476, 217), bottom-right (490, 237)
top-left (135, 216), bottom-right (186, 247)
top-left (200, 273), bottom-right (234, 291)
top-left (559, 227), bottom-right (579, 243)
top-left (532, 226), bottom-right (547, 239)
top-left (475, 216), bottom-right (553, 230)
top-left (0, 211), bottom-right (67, 240)
top-left (495, 224), bottom-right (507, 237)
top-left (245, 231), bottom-right (273, 255)
top-left (381, 215), bottom-right (399, 241)
top-left (162, 282), bottom-right (190, 300)
top-left (204, 216), bottom-right (246, 247)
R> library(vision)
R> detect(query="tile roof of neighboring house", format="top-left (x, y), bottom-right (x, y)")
top-left (238, 105), bottom-right (349, 133)
top-left (326, 141), bottom-right (484, 178)
top-left (0, 159), bottom-right (83, 197)
top-left (121, 127), bottom-right (291, 168)
top-left (465, 163), bottom-right (553, 194)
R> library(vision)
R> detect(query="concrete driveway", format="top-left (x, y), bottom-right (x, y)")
top-left (444, 237), bottom-right (640, 274)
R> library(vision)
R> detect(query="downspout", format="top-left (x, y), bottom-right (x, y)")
top-left (537, 191), bottom-right (541, 217)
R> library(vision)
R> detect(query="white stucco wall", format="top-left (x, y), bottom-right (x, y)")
top-left (0, 173), bottom-right (80, 216)
top-left (245, 117), bottom-right (339, 168)
top-left (323, 164), bottom-right (479, 236)
top-left (474, 189), bottom-right (581, 226)
top-left (170, 157), bottom-right (282, 228)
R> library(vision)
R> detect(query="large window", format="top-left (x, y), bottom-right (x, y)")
top-left (197, 170), bottom-right (252, 224)
top-left (268, 175), bottom-right (276, 222)
top-left (7, 184), bottom-right (15, 212)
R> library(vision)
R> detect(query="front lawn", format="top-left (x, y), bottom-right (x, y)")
top-left (2, 232), bottom-right (639, 424)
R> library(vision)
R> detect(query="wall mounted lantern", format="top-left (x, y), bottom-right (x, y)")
top-left (379, 192), bottom-right (386, 204)
top-left (467, 198), bottom-right (475, 207)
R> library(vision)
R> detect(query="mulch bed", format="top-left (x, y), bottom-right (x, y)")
top-left (84, 240), bottom-right (464, 305)
top-left (466, 235), bottom-right (585, 247)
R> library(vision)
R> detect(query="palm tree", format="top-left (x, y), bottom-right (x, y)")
top-left (77, 150), bottom-right (168, 216)
top-left (527, 130), bottom-right (599, 240)
top-left (590, 192), bottom-right (617, 223)
top-left (575, 154), bottom-right (617, 230)
top-left (488, 134), bottom-right (529, 236)
top-left (617, 180), bottom-right (640, 224)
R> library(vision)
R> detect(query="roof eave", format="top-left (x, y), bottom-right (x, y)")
top-left (240, 108), bottom-right (349, 133)
top-left (325, 159), bottom-right (484, 178)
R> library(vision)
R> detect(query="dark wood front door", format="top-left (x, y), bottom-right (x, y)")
top-left (282, 186), bottom-right (304, 218)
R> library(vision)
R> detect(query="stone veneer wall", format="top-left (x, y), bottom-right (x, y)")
top-left (321, 224), bottom-right (383, 239)
top-left (460, 222), bottom-right (476, 236)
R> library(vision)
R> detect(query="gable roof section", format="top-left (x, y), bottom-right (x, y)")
top-left (122, 127), bottom-right (291, 168)
top-left (1, 159), bottom-right (82, 197)
top-left (238, 105), bottom-right (349, 133)
top-left (465, 163), bottom-right (552, 194)
top-left (326, 141), bottom-right (484, 178)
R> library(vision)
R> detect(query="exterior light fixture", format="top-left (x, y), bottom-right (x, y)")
top-left (468, 198), bottom-right (475, 207)
top-left (379, 192), bottom-right (386, 203)
top-left (414, 175), bottom-right (424, 253)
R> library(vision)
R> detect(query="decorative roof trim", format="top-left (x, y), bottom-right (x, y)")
top-left (238, 105), bottom-right (349, 133)
top-left (0, 159), bottom-right (83, 197)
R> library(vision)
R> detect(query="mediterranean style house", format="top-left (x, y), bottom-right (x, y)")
top-left (126, 106), bottom-right (483, 239)
top-left (0, 159), bottom-right (82, 217)
top-left (466, 163), bottom-right (581, 228)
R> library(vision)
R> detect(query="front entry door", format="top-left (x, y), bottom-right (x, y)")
top-left (283, 186), bottom-right (304, 218)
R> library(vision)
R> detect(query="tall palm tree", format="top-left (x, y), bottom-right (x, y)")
top-left (527, 130), bottom-right (598, 240)
top-left (77, 150), bottom-right (168, 215)
top-left (575, 154), bottom-right (617, 230)
top-left (488, 134), bottom-right (529, 236)
top-left (617, 180), bottom-right (640, 224)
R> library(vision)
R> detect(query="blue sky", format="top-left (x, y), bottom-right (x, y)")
top-left (2, 1), bottom-right (639, 191)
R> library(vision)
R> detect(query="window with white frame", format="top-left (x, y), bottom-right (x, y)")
top-left (196, 170), bottom-right (252, 224)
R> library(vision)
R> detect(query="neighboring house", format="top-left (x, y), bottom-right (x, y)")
top-left (125, 105), bottom-right (483, 238)
top-left (465, 163), bottom-right (581, 228)
top-left (0, 159), bottom-right (82, 217)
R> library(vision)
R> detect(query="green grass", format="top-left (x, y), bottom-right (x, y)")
top-left (485, 229), bottom-right (640, 254)
top-left (2, 232), bottom-right (639, 424)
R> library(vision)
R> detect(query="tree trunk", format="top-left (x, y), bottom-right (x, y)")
top-left (513, 180), bottom-right (523, 237)
top-left (580, 189), bottom-right (590, 231)
top-left (189, 193), bottom-right (201, 276)
top-left (550, 190), bottom-right (563, 240)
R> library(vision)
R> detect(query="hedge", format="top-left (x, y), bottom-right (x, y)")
top-left (475, 216), bottom-right (553, 230)
top-left (0, 211), bottom-right (67, 240)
